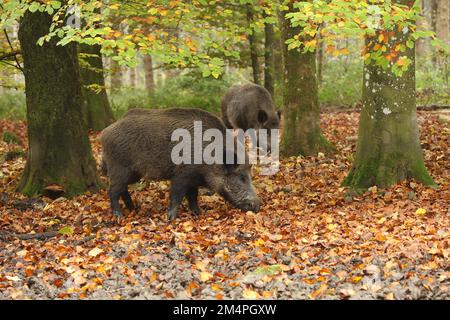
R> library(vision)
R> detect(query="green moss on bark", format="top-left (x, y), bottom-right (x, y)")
top-left (343, 17), bottom-right (435, 190)
top-left (17, 10), bottom-right (100, 198)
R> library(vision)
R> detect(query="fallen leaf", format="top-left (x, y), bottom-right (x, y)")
top-left (16, 249), bottom-right (28, 258)
top-left (88, 247), bottom-right (103, 257)
top-left (415, 208), bottom-right (427, 215)
top-left (58, 226), bottom-right (74, 235)
top-left (385, 292), bottom-right (395, 300)
top-left (243, 288), bottom-right (260, 299)
top-left (6, 276), bottom-right (20, 282)
top-left (199, 271), bottom-right (213, 282)
top-left (308, 284), bottom-right (328, 299)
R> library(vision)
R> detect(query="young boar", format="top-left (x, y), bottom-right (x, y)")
top-left (221, 83), bottom-right (281, 135)
top-left (100, 108), bottom-right (261, 219)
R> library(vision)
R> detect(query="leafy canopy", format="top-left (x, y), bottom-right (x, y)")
top-left (284, 0), bottom-right (450, 76)
top-left (0, 0), bottom-right (277, 78)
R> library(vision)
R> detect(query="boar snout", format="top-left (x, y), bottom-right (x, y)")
top-left (239, 196), bottom-right (261, 213)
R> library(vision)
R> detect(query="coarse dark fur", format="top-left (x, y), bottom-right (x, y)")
top-left (221, 83), bottom-right (280, 131)
top-left (100, 108), bottom-right (261, 219)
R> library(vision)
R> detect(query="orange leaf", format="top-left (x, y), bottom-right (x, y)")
top-left (308, 284), bottom-right (328, 299)
top-left (243, 288), bottom-right (260, 299)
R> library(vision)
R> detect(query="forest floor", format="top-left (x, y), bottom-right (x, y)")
top-left (0, 110), bottom-right (448, 300)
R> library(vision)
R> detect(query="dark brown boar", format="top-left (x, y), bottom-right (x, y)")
top-left (100, 108), bottom-right (261, 219)
top-left (221, 83), bottom-right (280, 131)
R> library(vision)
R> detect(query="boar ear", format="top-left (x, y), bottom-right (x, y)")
top-left (258, 110), bottom-right (268, 124)
top-left (277, 110), bottom-right (282, 120)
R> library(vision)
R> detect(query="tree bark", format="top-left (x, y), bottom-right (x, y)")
top-left (247, 6), bottom-right (261, 85)
top-left (279, 2), bottom-right (334, 157)
top-left (17, 10), bottom-right (99, 197)
top-left (317, 36), bottom-right (324, 84)
top-left (129, 66), bottom-right (136, 88)
top-left (143, 55), bottom-right (155, 95)
top-left (430, 0), bottom-right (438, 33)
top-left (415, 1), bottom-right (427, 56)
top-left (79, 43), bottom-right (115, 131)
top-left (430, 0), bottom-right (439, 65)
top-left (435, 0), bottom-right (449, 79)
top-left (435, 0), bottom-right (449, 45)
top-left (264, 15), bottom-right (275, 97)
top-left (110, 57), bottom-right (122, 92)
top-left (343, 2), bottom-right (435, 189)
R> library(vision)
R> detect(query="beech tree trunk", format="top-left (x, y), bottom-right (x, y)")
top-left (430, 0), bottom-right (439, 65)
top-left (129, 67), bottom-right (136, 88)
top-left (430, 0), bottom-right (438, 33)
top-left (317, 36), bottom-right (324, 83)
top-left (279, 2), bottom-right (334, 157)
top-left (264, 16), bottom-right (275, 97)
top-left (344, 2), bottom-right (435, 189)
top-left (415, 1), bottom-right (427, 56)
top-left (17, 10), bottom-right (99, 197)
top-left (143, 55), bottom-right (155, 95)
top-left (110, 57), bottom-right (122, 92)
top-left (435, 0), bottom-right (449, 81)
top-left (247, 6), bottom-right (261, 85)
top-left (79, 43), bottom-right (115, 131)
top-left (435, 0), bottom-right (449, 49)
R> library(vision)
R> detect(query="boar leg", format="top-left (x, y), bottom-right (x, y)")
top-left (108, 185), bottom-right (126, 217)
top-left (121, 190), bottom-right (135, 211)
top-left (167, 179), bottom-right (190, 220)
top-left (186, 186), bottom-right (201, 215)
top-left (108, 166), bottom-right (139, 216)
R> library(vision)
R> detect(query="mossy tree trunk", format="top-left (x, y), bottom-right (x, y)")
top-left (264, 14), bottom-right (275, 97)
top-left (79, 43), bottom-right (115, 131)
top-left (343, 18), bottom-right (435, 189)
top-left (17, 10), bottom-right (100, 197)
top-left (279, 2), bottom-right (334, 157)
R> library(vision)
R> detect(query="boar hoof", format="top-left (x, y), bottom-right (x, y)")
top-left (191, 207), bottom-right (201, 216)
top-left (167, 210), bottom-right (177, 220)
top-left (112, 210), bottom-right (124, 217)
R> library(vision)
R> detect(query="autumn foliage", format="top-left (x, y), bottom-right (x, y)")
top-left (0, 110), bottom-right (448, 299)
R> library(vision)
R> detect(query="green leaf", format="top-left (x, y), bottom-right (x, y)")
top-left (58, 226), bottom-right (74, 235)
top-left (46, 6), bottom-right (54, 15)
top-left (28, 2), bottom-right (40, 13)
top-left (253, 265), bottom-right (282, 276)
top-left (202, 68), bottom-right (211, 77)
top-left (406, 39), bottom-right (414, 49)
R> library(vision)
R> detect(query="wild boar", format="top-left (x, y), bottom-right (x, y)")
top-left (100, 108), bottom-right (261, 219)
top-left (221, 84), bottom-right (281, 149)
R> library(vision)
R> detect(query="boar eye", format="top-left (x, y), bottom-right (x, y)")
top-left (240, 175), bottom-right (246, 183)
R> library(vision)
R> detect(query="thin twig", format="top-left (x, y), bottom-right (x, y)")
top-left (71, 235), bottom-right (96, 246)
top-left (0, 60), bottom-right (22, 70)
top-left (0, 50), bottom-right (21, 61)
top-left (0, 231), bottom-right (59, 241)
top-left (3, 29), bottom-right (24, 73)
